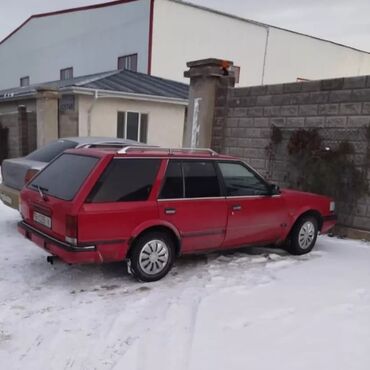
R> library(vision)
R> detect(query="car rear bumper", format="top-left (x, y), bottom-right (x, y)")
top-left (18, 221), bottom-right (127, 264)
top-left (0, 182), bottom-right (20, 210)
top-left (321, 214), bottom-right (337, 234)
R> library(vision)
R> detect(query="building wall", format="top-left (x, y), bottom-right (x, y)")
top-left (1, 0), bottom-right (370, 90)
top-left (0, 0), bottom-right (151, 89)
top-left (263, 28), bottom-right (370, 84)
top-left (152, 0), bottom-right (370, 86)
top-left (78, 95), bottom-right (186, 147)
top-left (152, 0), bottom-right (268, 86)
top-left (212, 76), bottom-right (370, 231)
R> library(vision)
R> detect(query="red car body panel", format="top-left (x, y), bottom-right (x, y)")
top-left (18, 148), bottom-right (337, 264)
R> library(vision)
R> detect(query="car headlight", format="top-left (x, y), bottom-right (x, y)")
top-left (329, 201), bottom-right (335, 212)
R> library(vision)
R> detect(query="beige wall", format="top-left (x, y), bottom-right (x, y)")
top-left (78, 95), bottom-right (186, 147)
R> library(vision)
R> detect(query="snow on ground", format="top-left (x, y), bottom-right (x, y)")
top-left (0, 203), bottom-right (369, 370)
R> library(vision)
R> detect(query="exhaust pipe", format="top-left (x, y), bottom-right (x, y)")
top-left (46, 256), bottom-right (58, 265)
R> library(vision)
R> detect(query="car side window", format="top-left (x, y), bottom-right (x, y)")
top-left (159, 160), bottom-right (184, 199)
top-left (183, 161), bottom-right (220, 198)
top-left (218, 162), bottom-right (269, 196)
top-left (87, 159), bottom-right (161, 203)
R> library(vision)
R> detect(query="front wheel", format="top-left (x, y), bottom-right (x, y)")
top-left (129, 231), bottom-right (175, 282)
top-left (285, 216), bottom-right (318, 255)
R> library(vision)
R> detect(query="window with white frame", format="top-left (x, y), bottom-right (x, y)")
top-left (117, 112), bottom-right (148, 143)
top-left (117, 54), bottom-right (138, 72)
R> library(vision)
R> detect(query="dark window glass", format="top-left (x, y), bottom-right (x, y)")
top-left (20, 76), bottom-right (30, 87)
top-left (117, 112), bottom-right (125, 138)
top-left (60, 67), bottom-right (73, 80)
top-left (87, 159), bottom-right (161, 203)
top-left (218, 162), bottom-right (269, 196)
top-left (26, 139), bottom-right (77, 162)
top-left (117, 54), bottom-right (138, 71)
top-left (160, 161), bottom-right (183, 199)
top-left (183, 161), bottom-right (220, 198)
top-left (29, 154), bottom-right (99, 201)
top-left (140, 114), bottom-right (148, 143)
top-left (127, 112), bottom-right (139, 140)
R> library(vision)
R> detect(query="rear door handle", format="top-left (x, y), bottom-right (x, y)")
top-left (165, 208), bottom-right (176, 215)
top-left (232, 205), bottom-right (242, 211)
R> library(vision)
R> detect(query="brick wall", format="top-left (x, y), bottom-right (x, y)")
top-left (212, 76), bottom-right (370, 231)
top-left (0, 106), bottom-right (36, 159)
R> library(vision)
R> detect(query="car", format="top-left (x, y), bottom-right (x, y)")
top-left (18, 146), bottom-right (337, 282)
top-left (0, 137), bottom-right (141, 210)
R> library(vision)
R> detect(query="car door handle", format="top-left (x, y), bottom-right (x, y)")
top-left (165, 208), bottom-right (176, 215)
top-left (232, 205), bottom-right (242, 211)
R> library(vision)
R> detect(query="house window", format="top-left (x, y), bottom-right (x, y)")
top-left (117, 54), bottom-right (138, 72)
top-left (117, 112), bottom-right (148, 143)
top-left (20, 76), bottom-right (30, 87)
top-left (60, 67), bottom-right (73, 80)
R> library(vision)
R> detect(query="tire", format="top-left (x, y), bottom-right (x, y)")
top-left (285, 216), bottom-right (319, 255)
top-left (129, 231), bottom-right (175, 282)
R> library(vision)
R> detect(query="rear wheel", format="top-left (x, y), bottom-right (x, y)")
top-left (129, 231), bottom-right (175, 282)
top-left (285, 216), bottom-right (318, 255)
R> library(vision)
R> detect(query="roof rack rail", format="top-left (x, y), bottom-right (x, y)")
top-left (118, 146), bottom-right (218, 156)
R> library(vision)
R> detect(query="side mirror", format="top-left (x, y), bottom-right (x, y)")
top-left (268, 183), bottom-right (280, 196)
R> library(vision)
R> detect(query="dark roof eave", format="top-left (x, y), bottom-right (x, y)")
top-left (0, 90), bottom-right (37, 102)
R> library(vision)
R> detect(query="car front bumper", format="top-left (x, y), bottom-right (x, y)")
top-left (18, 221), bottom-right (127, 264)
top-left (321, 214), bottom-right (337, 234)
top-left (0, 182), bottom-right (20, 210)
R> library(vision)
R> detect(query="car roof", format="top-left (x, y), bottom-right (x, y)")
top-left (64, 147), bottom-right (235, 160)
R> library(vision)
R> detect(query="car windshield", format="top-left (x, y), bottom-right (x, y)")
top-left (26, 139), bottom-right (78, 162)
top-left (29, 153), bottom-right (99, 201)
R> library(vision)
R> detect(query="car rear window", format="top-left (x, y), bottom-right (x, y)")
top-left (26, 140), bottom-right (77, 162)
top-left (29, 154), bottom-right (99, 201)
top-left (86, 159), bottom-right (161, 203)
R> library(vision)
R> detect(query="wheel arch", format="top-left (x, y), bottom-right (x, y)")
top-left (128, 221), bottom-right (181, 257)
top-left (289, 209), bottom-right (323, 237)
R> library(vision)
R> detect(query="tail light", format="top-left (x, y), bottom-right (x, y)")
top-left (24, 169), bottom-right (39, 184)
top-left (65, 215), bottom-right (78, 245)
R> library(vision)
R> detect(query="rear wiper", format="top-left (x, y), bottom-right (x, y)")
top-left (31, 184), bottom-right (49, 201)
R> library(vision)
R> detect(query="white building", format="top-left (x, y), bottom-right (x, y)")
top-left (1, 0), bottom-right (370, 90)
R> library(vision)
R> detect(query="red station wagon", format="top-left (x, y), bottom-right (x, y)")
top-left (18, 147), bottom-right (337, 282)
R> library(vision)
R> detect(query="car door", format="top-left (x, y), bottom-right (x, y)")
top-left (157, 159), bottom-right (228, 253)
top-left (218, 161), bottom-right (288, 248)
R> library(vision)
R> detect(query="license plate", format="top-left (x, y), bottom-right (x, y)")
top-left (33, 211), bottom-right (51, 229)
top-left (0, 192), bottom-right (12, 205)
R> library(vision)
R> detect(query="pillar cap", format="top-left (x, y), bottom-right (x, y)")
top-left (184, 58), bottom-right (235, 80)
top-left (186, 58), bottom-right (233, 68)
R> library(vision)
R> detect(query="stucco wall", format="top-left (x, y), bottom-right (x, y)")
top-left (0, 0), bottom-right (151, 89)
top-left (78, 95), bottom-right (186, 147)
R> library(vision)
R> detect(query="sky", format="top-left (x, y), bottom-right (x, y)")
top-left (1, 0), bottom-right (369, 51)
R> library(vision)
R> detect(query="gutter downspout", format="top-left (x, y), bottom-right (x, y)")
top-left (261, 26), bottom-right (270, 85)
top-left (87, 89), bottom-right (99, 136)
